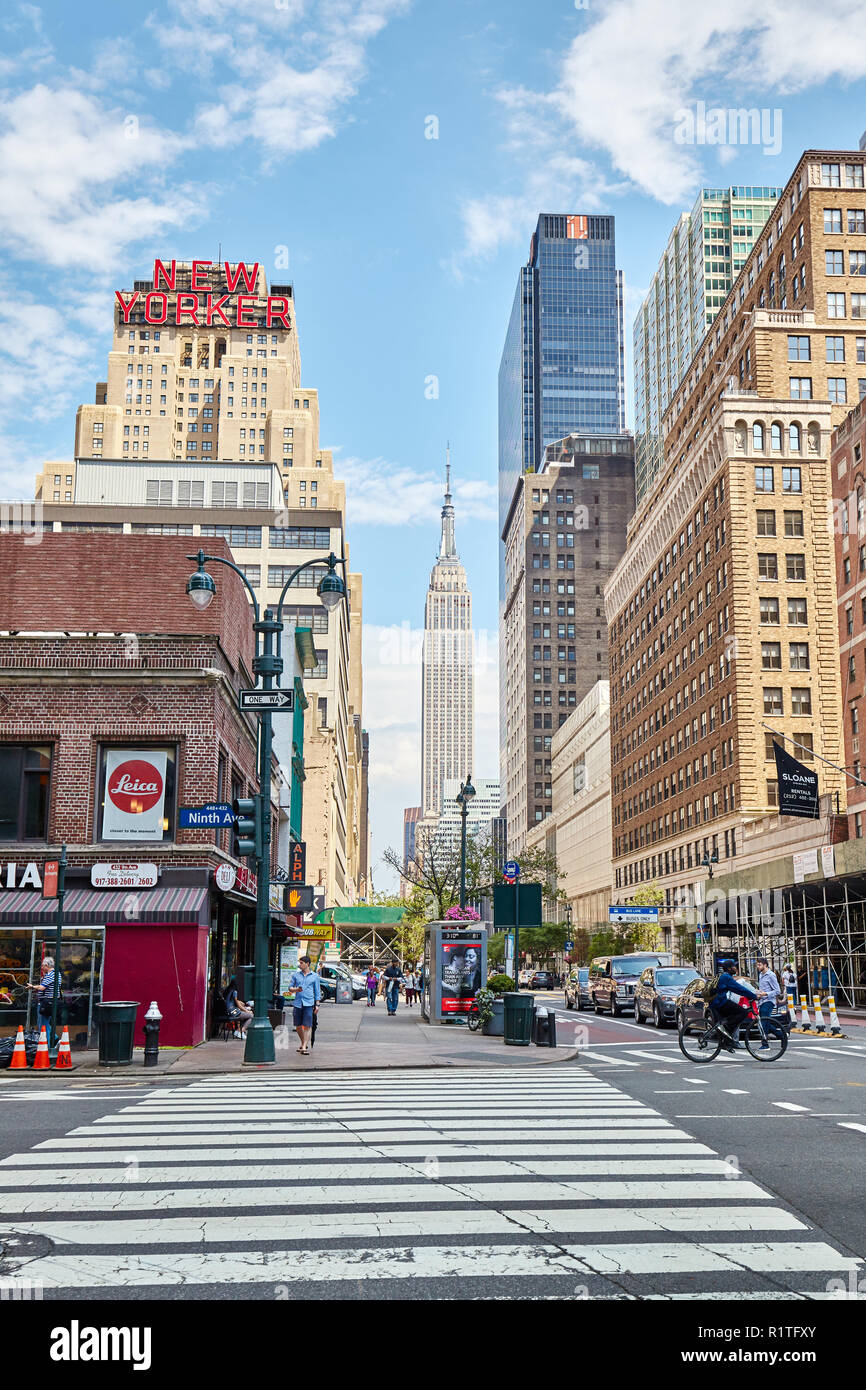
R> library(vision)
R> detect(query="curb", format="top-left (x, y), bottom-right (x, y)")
top-left (39, 1045), bottom-right (582, 1080)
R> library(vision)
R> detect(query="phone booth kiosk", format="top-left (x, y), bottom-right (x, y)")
top-left (421, 922), bottom-right (487, 1024)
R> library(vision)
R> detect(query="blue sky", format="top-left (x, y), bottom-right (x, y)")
top-left (3, 0), bottom-right (866, 888)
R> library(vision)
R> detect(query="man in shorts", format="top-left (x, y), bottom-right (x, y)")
top-left (288, 956), bottom-right (321, 1055)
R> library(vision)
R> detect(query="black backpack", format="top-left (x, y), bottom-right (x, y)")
top-left (700, 973), bottom-right (720, 1003)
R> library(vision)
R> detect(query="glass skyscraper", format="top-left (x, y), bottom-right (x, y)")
top-left (498, 214), bottom-right (626, 542)
top-left (633, 185), bottom-right (781, 503)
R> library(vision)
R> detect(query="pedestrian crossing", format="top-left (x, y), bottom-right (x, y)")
top-left (0, 1068), bottom-right (861, 1300)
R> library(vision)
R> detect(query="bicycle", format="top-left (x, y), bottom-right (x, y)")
top-left (678, 998), bottom-right (788, 1063)
top-left (466, 997), bottom-right (482, 1032)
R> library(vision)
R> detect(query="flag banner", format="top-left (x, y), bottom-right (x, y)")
top-left (772, 739), bottom-right (819, 819)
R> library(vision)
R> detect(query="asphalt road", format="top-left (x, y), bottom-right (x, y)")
top-left (0, 1010), bottom-right (863, 1302)
top-left (539, 990), bottom-right (866, 1263)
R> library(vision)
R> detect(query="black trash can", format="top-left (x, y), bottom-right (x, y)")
top-left (503, 991), bottom-right (534, 1047)
top-left (532, 1006), bottom-right (557, 1048)
top-left (94, 1001), bottom-right (140, 1067)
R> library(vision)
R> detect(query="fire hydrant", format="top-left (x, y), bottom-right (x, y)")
top-left (143, 1000), bottom-right (162, 1067)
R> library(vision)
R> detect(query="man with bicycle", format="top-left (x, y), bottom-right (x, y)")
top-left (708, 958), bottom-right (759, 1050)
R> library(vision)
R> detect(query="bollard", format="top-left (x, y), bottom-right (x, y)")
top-left (826, 996), bottom-right (842, 1036)
top-left (143, 1000), bottom-right (163, 1067)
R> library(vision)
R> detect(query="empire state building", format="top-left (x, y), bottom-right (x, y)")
top-left (421, 458), bottom-right (474, 816)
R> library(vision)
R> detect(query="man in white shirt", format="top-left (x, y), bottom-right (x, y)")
top-left (756, 956), bottom-right (782, 1050)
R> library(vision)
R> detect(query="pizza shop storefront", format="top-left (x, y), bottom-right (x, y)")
top-left (0, 861), bottom-right (217, 1049)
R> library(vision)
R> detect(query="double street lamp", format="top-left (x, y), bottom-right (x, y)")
top-left (456, 775), bottom-right (476, 911)
top-left (186, 547), bottom-right (347, 1065)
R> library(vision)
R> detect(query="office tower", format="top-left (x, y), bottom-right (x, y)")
top-left (501, 433), bottom-right (634, 849)
top-left (498, 214), bottom-right (627, 831)
top-left (421, 459), bottom-right (474, 817)
top-left (607, 150), bottom-right (866, 920)
top-left (633, 186), bottom-right (781, 503)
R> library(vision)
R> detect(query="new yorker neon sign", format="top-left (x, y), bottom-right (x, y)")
top-left (115, 260), bottom-right (291, 330)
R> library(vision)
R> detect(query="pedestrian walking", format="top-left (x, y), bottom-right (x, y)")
top-left (781, 962), bottom-right (797, 997)
top-left (288, 955), bottom-right (322, 1054)
top-left (405, 972), bottom-right (416, 1006)
top-left (365, 968), bottom-right (379, 1007)
top-left (755, 955), bottom-right (782, 1050)
top-left (381, 960), bottom-right (404, 1015)
top-left (223, 976), bottom-right (253, 1040)
top-left (26, 956), bottom-right (61, 1039)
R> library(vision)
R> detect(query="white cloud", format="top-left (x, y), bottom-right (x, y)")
top-left (451, 0), bottom-right (866, 269)
top-left (0, 85), bottom-right (201, 269)
top-left (154, 0), bottom-right (410, 158)
top-left (339, 455), bottom-right (497, 528)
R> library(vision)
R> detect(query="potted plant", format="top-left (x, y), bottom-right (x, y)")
top-left (481, 973), bottom-right (514, 1036)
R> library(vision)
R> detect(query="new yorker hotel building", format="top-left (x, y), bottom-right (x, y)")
top-left (606, 150), bottom-right (866, 908)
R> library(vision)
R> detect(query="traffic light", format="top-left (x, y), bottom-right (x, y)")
top-left (232, 795), bottom-right (262, 861)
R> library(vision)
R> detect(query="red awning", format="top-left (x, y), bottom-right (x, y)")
top-left (0, 886), bottom-right (209, 926)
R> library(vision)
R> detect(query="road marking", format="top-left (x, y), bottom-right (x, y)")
top-left (11, 1141), bottom-right (717, 1165)
top-left (653, 1070), bottom-right (675, 1074)
top-left (0, 1205), bottom-right (808, 1246)
top-left (624, 1050), bottom-right (683, 1062)
top-left (838, 1123), bottom-right (866, 1135)
top-left (576, 1052), bottom-right (640, 1066)
top-left (11, 1240), bottom-right (857, 1288)
top-left (772, 1102), bottom-right (810, 1112)
top-left (784, 1087), bottom-right (833, 1092)
top-left (683, 1078), bottom-right (709, 1086)
top-left (722, 1089), bottom-right (749, 1095)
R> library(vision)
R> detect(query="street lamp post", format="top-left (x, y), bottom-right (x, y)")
top-left (456, 775), bottom-right (475, 910)
top-left (187, 547), bottom-right (347, 1065)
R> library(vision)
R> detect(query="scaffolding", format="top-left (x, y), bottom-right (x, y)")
top-left (702, 876), bottom-right (866, 1009)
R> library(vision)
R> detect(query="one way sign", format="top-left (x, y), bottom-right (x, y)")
top-left (239, 689), bottom-right (294, 712)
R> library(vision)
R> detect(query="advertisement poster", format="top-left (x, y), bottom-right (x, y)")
top-left (439, 936), bottom-right (483, 1015)
top-left (103, 750), bottom-right (168, 841)
top-left (279, 943), bottom-right (299, 994)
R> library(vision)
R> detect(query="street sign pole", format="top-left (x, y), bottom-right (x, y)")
top-left (49, 843), bottom-right (66, 1056)
top-left (243, 608), bottom-right (283, 1067)
top-left (514, 879), bottom-right (519, 988)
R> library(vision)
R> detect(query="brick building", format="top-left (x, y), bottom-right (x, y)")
top-left (0, 532), bottom-right (304, 1047)
top-left (832, 399), bottom-right (866, 839)
top-left (605, 148), bottom-right (866, 967)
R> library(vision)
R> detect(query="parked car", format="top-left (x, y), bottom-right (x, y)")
top-left (528, 970), bottom-right (557, 990)
top-left (634, 966), bottom-right (703, 1027)
top-left (518, 970), bottom-right (531, 988)
top-left (676, 976), bottom-right (711, 1030)
top-left (589, 952), bottom-right (674, 1017)
top-left (317, 964), bottom-right (366, 1001)
top-left (564, 967), bottom-right (591, 1011)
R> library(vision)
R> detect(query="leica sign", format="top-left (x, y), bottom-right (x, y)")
top-left (103, 750), bottom-right (168, 841)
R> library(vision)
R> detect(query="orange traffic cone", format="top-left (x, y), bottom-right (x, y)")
top-left (9, 1025), bottom-right (27, 1069)
top-left (54, 1026), bottom-right (72, 1070)
top-left (32, 1026), bottom-right (50, 1070)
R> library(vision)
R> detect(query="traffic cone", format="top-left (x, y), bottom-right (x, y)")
top-left (827, 997), bottom-right (842, 1036)
top-left (32, 1026), bottom-right (50, 1070)
top-left (798, 995), bottom-right (812, 1031)
top-left (813, 998), bottom-right (826, 1034)
top-left (9, 1025), bottom-right (27, 1070)
top-left (787, 992), bottom-right (798, 1025)
top-left (53, 1026), bottom-right (72, 1070)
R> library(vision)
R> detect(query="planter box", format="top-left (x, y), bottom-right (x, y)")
top-left (482, 998), bottom-right (506, 1036)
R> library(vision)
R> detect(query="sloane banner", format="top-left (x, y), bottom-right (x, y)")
top-left (772, 739), bottom-right (820, 819)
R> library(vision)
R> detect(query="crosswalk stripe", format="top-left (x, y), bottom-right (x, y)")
top-left (575, 1051), bottom-right (640, 1065)
top-left (0, 1066), bottom-right (854, 1301)
top-left (11, 1240), bottom-right (858, 1289)
top-left (7, 1142), bottom-right (717, 1166)
top-left (0, 1157), bottom-right (735, 1185)
top-left (0, 1205), bottom-right (806, 1246)
top-left (37, 1127), bottom-right (696, 1149)
top-left (1, 1179), bottom-right (775, 1214)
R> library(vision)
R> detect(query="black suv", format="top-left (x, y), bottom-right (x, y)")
top-left (528, 970), bottom-right (558, 989)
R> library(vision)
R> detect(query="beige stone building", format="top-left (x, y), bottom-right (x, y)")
top-left (607, 150), bottom-right (864, 917)
top-left (524, 681), bottom-right (613, 931)
top-left (34, 258), bottom-right (368, 907)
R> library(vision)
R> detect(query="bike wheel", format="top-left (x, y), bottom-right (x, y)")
top-left (678, 1019), bottom-right (722, 1063)
top-left (467, 1013), bottom-right (481, 1033)
top-left (744, 1020), bottom-right (787, 1061)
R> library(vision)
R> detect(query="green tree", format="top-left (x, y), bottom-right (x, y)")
top-left (371, 887), bottom-right (429, 964)
top-left (623, 882), bottom-right (664, 950)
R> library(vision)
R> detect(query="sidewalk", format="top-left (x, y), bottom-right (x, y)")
top-left (65, 998), bottom-right (581, 1076)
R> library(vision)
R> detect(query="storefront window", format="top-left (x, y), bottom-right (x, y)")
top-left (94, 745), bottom-right (177, 842)
top-left (0, 745), bottom-right (51, 840)
top-left (0, 929), bottom-right (103, 1044)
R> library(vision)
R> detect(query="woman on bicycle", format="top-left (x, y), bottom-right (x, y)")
top-left (708, 958), bottom-right (759, 1050)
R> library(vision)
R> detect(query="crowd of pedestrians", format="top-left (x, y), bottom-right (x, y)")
top-left (362, 964), bottom-right (423, 1012)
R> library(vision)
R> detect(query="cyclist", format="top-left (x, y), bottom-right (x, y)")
top-left (708, 958), bottom-right (759, 1050)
